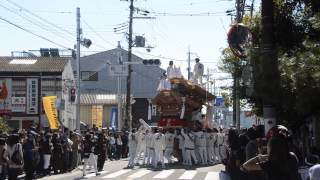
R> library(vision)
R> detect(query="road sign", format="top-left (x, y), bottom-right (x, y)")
top-left (108, 64), bottom-right (128, 76)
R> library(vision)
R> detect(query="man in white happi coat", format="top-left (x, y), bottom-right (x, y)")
top-left (181, 129), bottom-right (198, 166)
top-left (177, 130), bottom-right (187, 165)
top-left (127, 129), bottom-right (138, 168)
top-left (206, 128), bottom-right (217, 164)
top-left (157, 73), bottom-right (171, 91)
top-left (144, 129), bottom-right (154, 166)
top-left (195, 129), bottom-right (208, 165)
top-left (220, 130), bottom-right (228, 162)
top-left (167, 61), bottom-right (175, 79)
top-left (216, 128), bottom-right (226, 163)
top-left (135, 125), bottom-right (147, 165)
top-left (192, 58), bottom-right (204, 85)
top-left (164, 129), bottom-right (175, 164)
top-left (152, 128), bottom-right (166, 169)
top-left (213, 128), bottom-right (219, 163)
top-left (138, 118), bottom-right (153, 166)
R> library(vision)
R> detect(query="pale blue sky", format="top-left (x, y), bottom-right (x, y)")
top-left (0, 0), bottom-right (258, 80)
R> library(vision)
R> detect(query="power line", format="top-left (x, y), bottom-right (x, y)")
top-left (0, 2), bottom-right (74, 43)
top-left (81, 17), bottom-right (116, 48)
top-left (134, 50), bottom-right (219, 63)
top-left (147, 11), bottom-right (227, 17)
top-left (134, 50), bottom-right (185, 61)
top-left (19, 10), bottom-right (74, 14)
top-left (5, 0), bottom-right (75, 38)
top-left (0, 16), bottom-right (71, 49)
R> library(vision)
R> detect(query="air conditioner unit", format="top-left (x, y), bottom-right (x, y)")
top-left (40, 48), bottom-right (50, 57)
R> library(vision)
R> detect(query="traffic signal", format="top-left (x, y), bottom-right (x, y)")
top-left (142, 59), bottom-right (161, 66)
top-left (70, 88), bottom-right (76, 102)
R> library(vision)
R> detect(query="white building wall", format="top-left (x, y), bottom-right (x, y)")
top-left (61, 60), bottom-right (76, 130)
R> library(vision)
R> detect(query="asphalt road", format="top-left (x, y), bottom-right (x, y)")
top-left (38, 159), bottom-right (225, 180)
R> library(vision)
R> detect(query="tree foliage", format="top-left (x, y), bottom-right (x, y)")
top-left (219, 0), bottom-right (320, 127)
top-left (218, 47), bottom-right (241, 75)
top-left (278, 12), bottom-right (320, 122)
top-left (0, 117), bottom-right (11, 134)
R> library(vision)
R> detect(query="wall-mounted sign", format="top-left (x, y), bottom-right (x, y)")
top-left (12, 97), bottom-right (26, 112)
top-left (27, 78), bottom-right (38, 114)
top-left (108, 65), bottom-right (128, 76)
top-left (0, 79), bottom-right (12, 115)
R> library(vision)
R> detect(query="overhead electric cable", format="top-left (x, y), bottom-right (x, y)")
top-left (5, 0), bottom-right (75, 38)
top-left (0, 16), bottom-right (71, 49)
top-left (147, 11), bottom-right (226, 17)
top-left (0, 2), bottom-right (74, 43)
top-left (81, 17), bottom-right (115, 48)
top-left (135, 50), bottom-right (220, 63)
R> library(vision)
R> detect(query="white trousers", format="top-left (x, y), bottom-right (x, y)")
top-left (143, 147), bottom-right (152, 165)
top-left (181, 148), bottom-right (186, 164)
top-left (195, 147), bottom-right (201, 163)
top-left (185, 149), bottom-right (197, 166)
top-left (164, 147), bottom-right (173, 163)
top-left (220, 145), bottom-right (227, 161)
top-left (83, 153), bottom-right (97, 175)
top-left (153, 148), bottom-right (164, 168)
top-left (215, 145), bottom-right (221, 162)
top-left (193, 74), bottom-right (203, 85)
top-left (128, 147), bottom-right (137, 167)
top-left (43, 154), bottom-right (51, 169)
top-left (149, 148), bottom-right (155, 166)
top-left (207, 147), bottom-right (215, 163)
top-left (135, 144), bottom-right (146, 164)
top-left (198, 147), bottom-right (208, 164)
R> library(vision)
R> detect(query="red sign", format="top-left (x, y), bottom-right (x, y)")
top-left (0, 109), bottom-right (11, 115)
top-left (158, 117), bottom-right (188, 127)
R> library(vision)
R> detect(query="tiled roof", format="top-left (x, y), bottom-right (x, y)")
top-left (0, 56), bottom-right (70, 72)
top-left (80, 93), bottom-right (118, 105)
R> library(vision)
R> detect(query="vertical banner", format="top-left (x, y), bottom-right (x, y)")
top-left (27, 78), bottom-right (38, 114)
top-left (0, 79), bottom-right (12, 115)
top-left (110, 107), bottom-right (118, 130)
top-left (42, 96), bottom-right (59, 129)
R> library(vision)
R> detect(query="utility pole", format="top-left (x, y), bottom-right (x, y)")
top-left (76, 7), bottom-right (81, 132)
top-left (261, 0), bottom-right (278, 133)
top-left (232, 73), bottom-right (237, 127)
top-left (235, 67), bottom-right (241, 131)
top-left (234, 0), bottom-right (243, 131)
top-left (125, 0), bottom-right (134, 130)
top-left (187, 46), bottom-right (191, 80)
top-left (117, 52), bottom-right (123, 131)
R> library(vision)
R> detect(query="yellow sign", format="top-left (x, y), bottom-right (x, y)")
top-left (92, 105), bottom-right (103, 128)
top-left (42, 96), bottom-right (59, 129)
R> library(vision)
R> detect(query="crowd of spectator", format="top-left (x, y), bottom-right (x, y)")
top-left (223, 125), bottom-right (320, 180)
top-left (0, 126), bottom-right (129, 180)
top-left (0, 123), bottom-right (319, 180)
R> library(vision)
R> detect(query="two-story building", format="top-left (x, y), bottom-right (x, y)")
top-left (76, 46), bottom-right (165, 129)
top-left (0, 56), bottom-right (76, 130)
